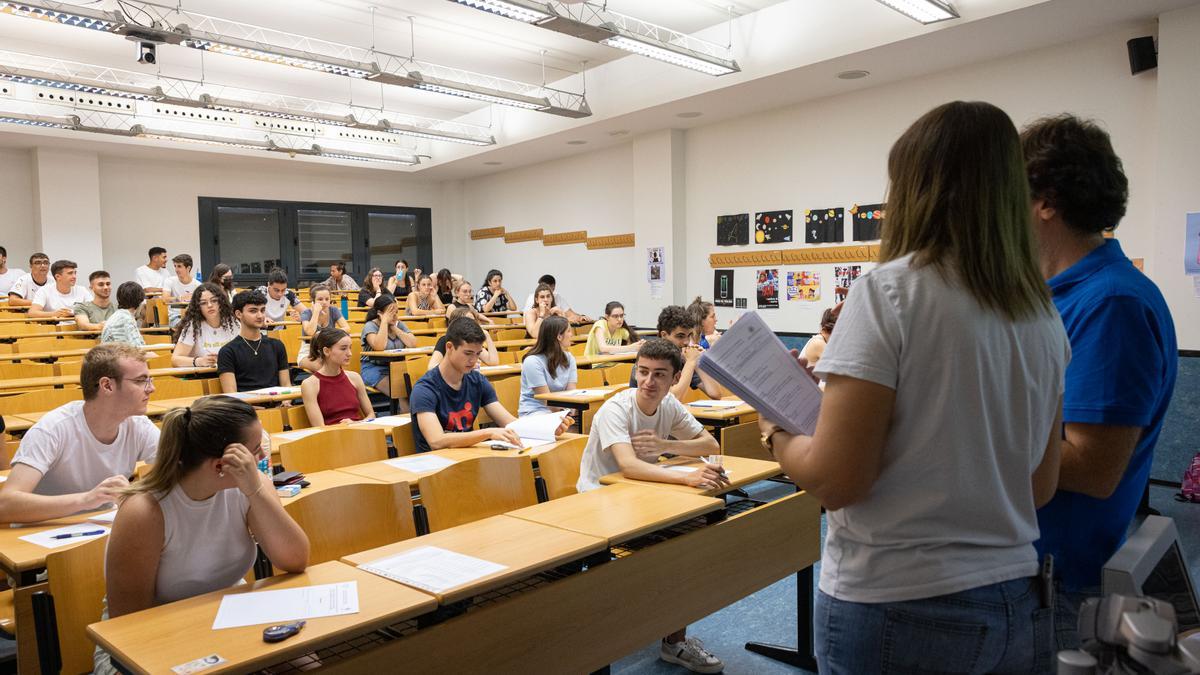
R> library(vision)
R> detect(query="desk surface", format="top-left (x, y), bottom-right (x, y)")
top-left (685, 398), bottom-right (757, 421)
top-left (506, 483), bottom-right (723, 544)
top-left (0, 343), bottom-right (174, 363)
top-left (88, 560), bottom-right (437, 675)
top-left (335, 448), bottom-right (488, 484)
top-left (0, 366), bottom-right (216, 392)
top-left (277, 469), bottom-right (387, 505)
top-left (599, 455), bottom-right (783, 497)
top-left (535, 384), bottom-right (626, 405)
top-left (2, 414), bottom-right (36, 433)
top-left (341, 514), bottom-right (607, 604)
top-left (0, 511), bottom-right (103, 575)
top-left (360, 347), bottom-right (434, 359)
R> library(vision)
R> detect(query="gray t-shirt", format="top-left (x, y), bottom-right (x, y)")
top-left (74, 300), bottom-right (116, 324)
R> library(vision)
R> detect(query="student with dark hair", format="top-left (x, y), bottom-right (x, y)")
top-left (357, 267), bottom-right (387, 308)
top-left (427, 308), bottom-right (500, 371)
top-left (208, 263), bottom-right (235, 301)
top-left (0, 245), bottom-right (25, 296)
top-left (446, 280), bottom-right (494, 324)
top-left (434, 268), bottom-right (455, 305)
top-left (164, 254), bottom-right (200, 303)
top-left (412, 319), bottom-right (572, 453)
top-left (29, 259), bottom-right (91, 321)
top-left (360, 294), bottom-right (417, 399)
top-left (0, 344), bottom-right (159, 523)
top-left (629, 306), bottom-right (721, 400)
top-left (687, 297), bottom-right (720, 349)
top-left (405, 274), bottom-right (444, 317)
top-left (387, 259), bottom-right (412, 296)
top-left (134, 246), bottom-right (170, 293)
top-left (171, 282), bottom-right (237, 368)
top-left (256, 268), bottom-right (304, 325)
top-left (474, 269), bottom-right (515, 314)
top-left (74, 270), bottom-right (116, 331)
top-left (585, 301), bottom-right (642, 356)
top-left (101, 282), bottom-right (146, 346)
top-left (324, 261), bottom-right (359, 291)
top-left (522, 273), bottom-right (591, 324)
top-left (300, 329), bottom-right (375, 426)
top-left (800, 302), bottom-right (843, 368)
top-left (524, 282), bottom-right (565, 338)
top-left (1022, 114), bottom-right (1178, 649)
top-left (577, 338), bottom-right (724, 672)
top-left (217, 290), bottom-right (290, 393)
top-left (6, 252), bottom-right (49, 306)
top-left (97, 396), bottom-right (308, 672)
top-left (300, 284), bottom-right (351, 336)
top-left (519, 315), bottom-right (578, 416)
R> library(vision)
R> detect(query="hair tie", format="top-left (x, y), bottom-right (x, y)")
top-left (182, 407), bottom-right (193, 424)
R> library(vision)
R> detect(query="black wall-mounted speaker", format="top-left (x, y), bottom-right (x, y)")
top-left (1128, 36), bottom-right (1157, 75)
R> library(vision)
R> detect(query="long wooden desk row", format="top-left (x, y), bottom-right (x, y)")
top-left (0, 343), bottom-right (174, 364)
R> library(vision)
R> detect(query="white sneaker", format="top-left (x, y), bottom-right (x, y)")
top-left (659, 636), bottom-right (724, 674)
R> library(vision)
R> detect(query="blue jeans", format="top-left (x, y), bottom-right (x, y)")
top-left (360, 360), bottom-right (388, 388)
top-left (1052, 585), bottom-right (1099, 652)
top-left (816, 577), bottom-right (1054, 675)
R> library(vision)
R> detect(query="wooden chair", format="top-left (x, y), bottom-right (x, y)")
top-left (680, 387), bottom-right (706, 404)
top-left (55, 360), bottom-right (83, 377)
top-left (404, 355), bottom-right (430, 400)
top-left (145, 353), bottom-right (172, 369)
top-left (426, 316), bottom-right (446, 330)
top-left (536, 436), bottom-right (587, 501)
top-left (278, 426), bottom-right (388, 473)
top-left (142, 333), bottom-right (171, 344)
top-left (568, 342), bottom-right (588, 357)
top-left (283, 480), bottom-right (416, 566)
top-left (720, 420), bottom-right (770, 461)
top-left (576, 367), bottom-right (605, 388)
top-left (490, 376), bottom-right (520, 418)
top-left (0, 323), bottom-right (42, 337)
top-left (605, 362), bottom-right (634, 387)
top-left (347, 333), bottom-right (363, 374)
top-left (276, 325), bottom-right (304, 365)
top-left (13, 337), bottom-right (95, 354)
top-left (0, 362), bottom-right (56, 380)
top-left (283, 404), bottom-right (312, 430)
top-left (32, 534), bottom-right (108, 674)
top-left (0, 388), bottom-right (82, 416)
top-left (417, 456), bottom-right (537, 532)
top-left (493, 350), bottom-right (517, 365)
top-left (413, 335), bottom-right (439, 348)
top-left (497, 328), bottom-right (526, 341)
top-left (256, 407), bottom-right (286, 435)
top-left (148, 377), bottom-right (204, 401)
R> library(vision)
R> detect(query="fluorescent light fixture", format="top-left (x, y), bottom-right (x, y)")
top-left (266, 142), bottom-right (320, 156)
top-left (0, 67), bottom-right (165, 100)
top-left (315, 146), bottom-right (420, 166)
top-left (198, 94), bottom-right (355, 127)
top-left (408, 72), bottom-right (550, 111)
top-left (137, 127), bottom-right (274, 151)
top-left (0, 1), bottom-right (124, 32)
top-left (449, 0), bottom-right (553, 24)
top-left (180, 38), bottom-right (378, 79)
top-left (0, 110), bottom-right (76, 128)
top-left (379, 120), bottom-right (494, 146)
top-left (600, 34), bottom-right (738, 76)
top-left (873, 0), bottom-right (958, 24)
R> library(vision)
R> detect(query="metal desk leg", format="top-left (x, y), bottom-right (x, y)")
top-left (744, 565), bottom-right (818, 672)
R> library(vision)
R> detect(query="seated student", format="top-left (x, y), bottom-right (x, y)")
top-left (208, 263), bottom-right (235, 301)
top-left (412, 319), bottom-right (573, 453)
top-left (519, 316), bottom-right (578, 416)
top-left (6, 252), bottom-right (50, 307)
top-left (164, 253), bottom-right (201, 326)
top-left (100, 282), bottom-right (146, 346)
top-left (435, 268), bottom-right (456, 306)
top-left (585, 301), bottom-right (643, 356)
top-left (361, 294), bottom-right (418, 399)
top-left (300, 283), bottom-right (351, 336)
top-left (324, 261), bottom-right (360, 291)
top-left (133, 246), bottom-right (170, 294)
top-left (406, 274), bottom-right (445, 316)
top-left (97, 396), bottom-right (308, 673)
top-left (28, 259), bottom-right (92, 321)
top-left (357, 267), bottom-right (386, 308)
top-left (577, 338), bottom-right (725, 673)
top-left (300, 328), bottom-right (375, 426)
top-left (524, 283), bottom-right (566, 338)
top-left (255, 268), bottom-right (305, 326)
top-left (522, 274), bottom-right (593, 324)
top-left (445, 279), bottom-right (494, 324)
top-left (427, 308), bottom-right (500, 371)
top-left (217, 290), bottom-right (290, 393)
top-left (629, 306), bottom-right (722, 400)
top-left (474, 269), bottom-right (516, 314)
top-left (0, 245), bottom-right (25, 296)
top-left (387, 259), bottom-right (412, 296)
top-left (0, 344), bottom-right (160, 523)
top-left (687, 297), bottom-right (720, 350)
top-left (74, 270), bottom-right (116, 331)
top-left (171, 282), bottom-right (238, 368)
top-left (800, 303), bottom-right (842, 368)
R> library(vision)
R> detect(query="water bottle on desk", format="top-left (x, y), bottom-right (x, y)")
top-left (340, 295), bottom-right (349, 320)
top-left (258, 430), bottom-right (273, 478)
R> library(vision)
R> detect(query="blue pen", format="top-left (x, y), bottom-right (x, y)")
top-left (51, 529), bottom-right (106, 540)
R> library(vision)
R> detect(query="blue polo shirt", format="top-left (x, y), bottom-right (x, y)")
top-left (1035, 239), bottom-right (1177, 591)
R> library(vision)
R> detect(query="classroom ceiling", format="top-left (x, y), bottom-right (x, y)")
top-left (0, 0), bottom-right (1193, 175)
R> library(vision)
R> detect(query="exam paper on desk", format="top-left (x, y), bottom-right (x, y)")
top-left (211, 581), bottom-right (359, 630)
top-left (359, 546), bottom-right (507, 595)
top-left (18, 523), bottom-right (109, 549)
top-left (384, 454), bottom-right (457, 473)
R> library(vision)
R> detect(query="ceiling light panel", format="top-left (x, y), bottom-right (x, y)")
top-left (873, 0), bottom-right (959, 24)
top-left (450, 0), bottom-right (553, 23)
top-left (599, 35), bottom-right (737, 76)
top-left (0, 1), bottom-right (123, 31)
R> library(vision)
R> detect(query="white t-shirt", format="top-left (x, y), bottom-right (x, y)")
top-left (8, 273), bottom-right (48, 299)
top-left (13, 400), bottom-right (159, 497)
top-left (256, 287), bottom-right (300, 322)
top-left (164, 275), bottom-right (200, 300)
top-left (576, 388), bottom-right (705, 492)
top-left (31, 284), bottom-right (92, 317)
top-left (154, 484), bottom-right (255, 605)
top-left (812, 254), bottom-right (1070, 603)
top-left (134, 265), bottom-right (171, 289)
top-left (0, 267), bottom-right (25, 295)
top-left (178, 320), bottom-right (238, 357)
top-left (523, 290), bottom-right (571, 312)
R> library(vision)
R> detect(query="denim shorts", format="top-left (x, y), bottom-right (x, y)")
top-left (816, 577), bottom-right (1054, 675)
top-left (360, 360), bottom-right (388, 388)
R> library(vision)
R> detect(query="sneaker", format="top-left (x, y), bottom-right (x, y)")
top-left (659, 636), bottom-right (724, 674)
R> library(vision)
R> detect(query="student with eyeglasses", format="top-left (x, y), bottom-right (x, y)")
top-left (584, 301), bottom-right (642, 356)
top-left (171, 282), bottom-right (238, 368)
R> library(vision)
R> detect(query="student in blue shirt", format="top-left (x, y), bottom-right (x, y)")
top-left (519, 315), bottom-right (577, 416)
top-left (1023, 114), bottom-right (1178, 650)
top-left (411, 319), bottom-right (573, 453)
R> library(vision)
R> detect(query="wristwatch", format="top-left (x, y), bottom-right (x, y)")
top-left (761, 426), bottom-right (785, 457)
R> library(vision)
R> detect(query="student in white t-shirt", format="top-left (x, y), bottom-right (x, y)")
top-left (28, 259), bottom-right (93, 321)
top-left (521, 274), bottom-right (592, 324)
top-left (171, 282), bottom-right (238, 368)
top-left (6, 252), bottom-right (50, 307)
top-left (133, 246), bottom-right (171, 293)
top-left (0, 245), bottom-right (25, 296)
top-left (758, 102), bottom-right (1069, 674)
top-left (255, 268), bottom-right (305, 325)
top-left (576, 338), bottom-right (725, 673)
top-left (163, 253), bottom-right (201, 302)
top-left (0, 344), bottom-right (160, 523)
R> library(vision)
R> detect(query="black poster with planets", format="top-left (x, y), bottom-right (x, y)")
top-left (754, 210), bottom-right (793, 244)
top-left (717, 214), bottom-right (749, 246)
top-left (851, 203), bottom-right (885, 241)
top-left (804, 207), bottom-right (844, 244)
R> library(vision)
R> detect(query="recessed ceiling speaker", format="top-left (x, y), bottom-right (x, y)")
top-left (1127, 36), bottom-right (1157, 75)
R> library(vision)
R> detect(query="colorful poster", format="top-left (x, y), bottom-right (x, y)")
top-left (834, 265), bottom-right (862, 302)
top-left (714, 269), bottom-right (734, 307)
top-left (1186, 212), bottom-right (1200, 275)
top-left (786, 271), bottom-right (821, 302)
top-left (717, 214), bottom-right (749, 246)
top-left (756, 268), bottom-right (779, 309)
top-left (754, 210), bottom-right (793, 244)
top-left (851, 203), bottom-right (885, 241)
top-left (804, 207), bottom-right (844, 244)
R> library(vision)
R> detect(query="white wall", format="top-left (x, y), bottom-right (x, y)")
top-left (0, 148), bottom-right (36, 267)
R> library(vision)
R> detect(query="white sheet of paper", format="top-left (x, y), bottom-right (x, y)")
top-left (88, 509), bottom-right (118, 524)
top-left (19, 523), bottom-right (109, 549)
top-left (211, 581), bottom-right (359, 630)
top-left (479, 365), bottom-right (511, 372)
top-left (273, 428), bottom-right (327, 442)
top-left (562, 388), bottom-right (613, 397)
top-left (0, 475), bottom-right (7, 483)
top-left (688, 400), bottom-right (745, 409)
top-left (355, 415), bottom-right (411, 428)
top-left (359, 546), bottom-right (507, 594)
top-left (244, 386), bottom-right (300, 396)
top-left (506, 410), bottom-right (568, 446)
top-left (384, 455), bottom-right (457, 473)
top-left (224, 392), bottom-right (258, 401)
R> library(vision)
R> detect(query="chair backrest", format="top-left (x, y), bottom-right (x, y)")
top-left (283, 404), bottom-right (312, 430)
top-left (14, 337), bottom-right (96, 354)
top-left (44, 534), bottom-right (108, 675)
top-left (0, 388), bottom-right (82, 415)
top-left (426, 316), bottom-right (446, 330)
top-left (278, 426), bottom-right (388, 473)
top-left (720, 419), bottom-right (771, 461)
top-left (497, 328), bottom-right (525, 341)
top-left (148, 377), bottom-right (204, 401)
top-left (490, 376), bottom-right (520, 417)
top-left (575, 367), bottom-right (605, 388)
top-left (283, 480), bottom-right (416, 566)
top-left (418, 456), bottom-right (537, 532)
top-left (0, 362), bottom-right (56, 380)
top-left (537, 436), bottom-right (587, 501)
top-left (679, 387), bottom-right (706, 404)
top-left (142, 333), bottom-right (172, 344)
top-left (493, 350), bottom-right (516, 365)
top-left (568, 342), bottom-right (588, 357)
top-left (0, 322), bottom-right (42, 337)
top-left (276, 325), bottom-right (304, 365)
top-left (605, 363), bottom-right (634, 387)
top-left (55, 359), bottom-right (83, 377)
top-left (413, 335), bottom-right (439, 348)
top-left (404, 355), bottom-right (430, 399)
top-left (257, 407), bottom-right (286, 435)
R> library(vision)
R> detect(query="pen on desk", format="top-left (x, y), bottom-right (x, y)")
top-left (51, 529), bottom-right (106, 540)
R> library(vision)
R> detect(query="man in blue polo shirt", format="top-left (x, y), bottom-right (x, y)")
top-left (1022, 114), bottom-right (1177, 650)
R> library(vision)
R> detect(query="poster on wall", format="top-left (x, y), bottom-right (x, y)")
top-left (714, 269), bottom-right (734, 307)
top-left (754, 210), bottom-right (793, 244)
top-left (756, 269), bottom-right (779, 309)
top-left (1185, 212), bottom-right (1200, 275)
top-left (647, 247), bottom-right (665, 299)
top-left (805, 207), bottom-right (845, 244)
top-left (717, 214), bottom-right (750, 246)
top-left (834, 265), bottom-right (862, 302)
top-left (786, 271), bottom-right (821, 302)
top-left (851, 203), bottom-right (885, 241)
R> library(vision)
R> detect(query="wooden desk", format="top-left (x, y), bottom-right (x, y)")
top-left (464, 432), bottom-right (585, 459)
top-left (576, 353), bottom-right (637, 368)
top-left (599, 455), bottom-right (784, 497)
top-left (0, 512), bottom-right (104, 578)
top-left (88, 561), bottom-right (438, 675)
top-left (335, 449), bottom-right (485, 485)
top-left (147, 389), bottom-right (301, 414)
top-left (534, 385), bottom-right (626, 433)
top-left (686, 398), bottom-right (758, 430)
top-left (506, 483), bottom-right (723, 544)
top-left (0, 326), bottom-right (172, 342)
top-left (477, 364), bottom-right (521, 379)
top-left (0, 366), bottom-right (216, 392)
top-left (0, 316), bottom-right (61, 324)
top-left (341, 515), bottom-right (607, 604)
top-left (0, 343), bottom-right (174, 363)
top-left (2, 414), bottom-right (36, 433)
top-left (277, 469), bottom-right (386, 505)
top-left (360, 347), bottom-right (434, 360)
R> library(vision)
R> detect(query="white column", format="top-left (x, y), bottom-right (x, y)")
top-left (31, 148), bottom-right (105, 275)
top-left (630, 129), bottom-right (686, 326)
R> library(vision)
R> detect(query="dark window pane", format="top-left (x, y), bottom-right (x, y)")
top-left (298, 209), bottom-right (353, 276)
top-left (368, 212), bottom-right (422, 276)
top-left (216, 207), bottom-right (280, 277)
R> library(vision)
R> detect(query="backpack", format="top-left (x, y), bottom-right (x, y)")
top-left (1177, 453), bottom-right (1200, 503)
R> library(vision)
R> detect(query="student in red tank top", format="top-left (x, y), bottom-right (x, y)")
top-left (299, 328), bottom-right (375, 426)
